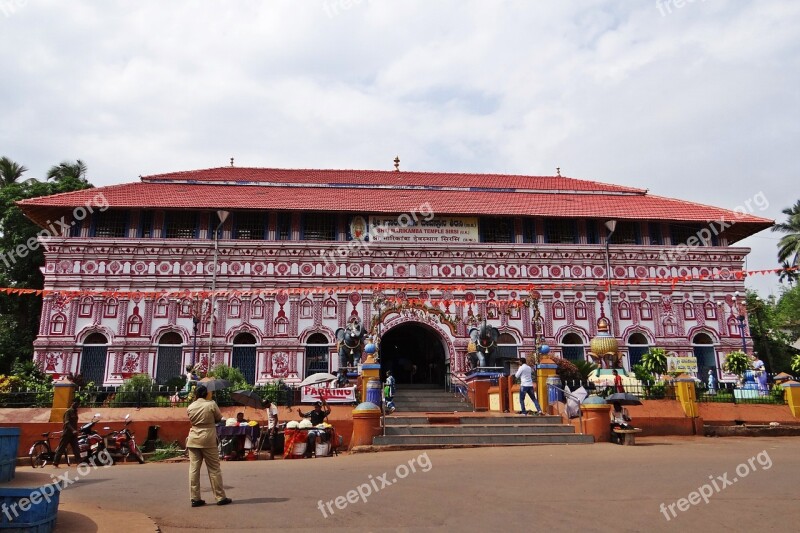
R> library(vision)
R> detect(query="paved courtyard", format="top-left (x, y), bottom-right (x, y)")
top-left (13, 436), bottom-right (798, 532)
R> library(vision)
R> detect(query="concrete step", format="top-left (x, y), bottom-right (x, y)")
top-left (384, 424), bottom-right (576, 436)
top-left (384, 415), bottom-right (562, 426)
top-left (391, 405), bottom-right (473, 413)
top-left (373, 433), bottom-right (594, 446)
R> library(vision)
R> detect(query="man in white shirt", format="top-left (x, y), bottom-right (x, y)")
top-left (262, 399), bottom-right (279, 460)
top-left (515, 358), bottom-right (543, 415)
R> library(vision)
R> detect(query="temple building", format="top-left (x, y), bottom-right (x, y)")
top-left (17, 166), bottom-right (772, 387)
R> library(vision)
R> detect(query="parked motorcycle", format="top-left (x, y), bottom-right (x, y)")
top-left (77, 413), bottom-right (106, 464)
top-left (102, 414), bottom-right (145, 464)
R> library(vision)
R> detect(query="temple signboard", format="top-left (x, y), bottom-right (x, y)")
top-left (368, 216), bottom-right (479, 244)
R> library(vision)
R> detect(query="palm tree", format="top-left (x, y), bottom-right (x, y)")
top-left (778, 261), bottom-right (798, 285)
top-left (0, 156), bottom-right (28, 186)
top-left (46, 159), bottom-right (88, 182)
top-left (772, 200), bottom-right (800, 269)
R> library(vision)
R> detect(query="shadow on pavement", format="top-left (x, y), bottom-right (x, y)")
top-left (233, 497), bottom-right (290, 505)
top-left (55, 510), bottom-right (99, 532)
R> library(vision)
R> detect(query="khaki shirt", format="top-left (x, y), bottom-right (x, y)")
top-left (186, 398), bottom-right (223, 448)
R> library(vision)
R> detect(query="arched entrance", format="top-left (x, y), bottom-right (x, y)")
top-left (80, 332), bottom-right (109, 385)
top-left (692, 333), bottom-right (717, 379)
top-left (380, 322), bottom-right (447, 385)
top-left (232, 332), bottom-right (257, 385)
top-left (155, 332), bottom-right (184, 385)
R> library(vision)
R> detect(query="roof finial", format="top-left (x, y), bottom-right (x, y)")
top-left (230, 157), bottom-right (235, 167)
top-left (394, 156), bottom-right (400, 172)
top-left (556, 167), bottom-right (561, 177)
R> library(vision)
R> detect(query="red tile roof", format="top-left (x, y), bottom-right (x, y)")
top-left (17, 167), bottom-right (773, 242)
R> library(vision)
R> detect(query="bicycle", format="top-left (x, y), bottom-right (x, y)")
top-left (29, 430), bottom-right (71, 468)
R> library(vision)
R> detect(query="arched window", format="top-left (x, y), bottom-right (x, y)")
top-left (80, 333), bottom-right (109, 386)
top-left (683, 301), bottom-right (695, 320)
top-left (127, 315), bottom-right (142, 336)
top-left (232, 332), bottom-right (258, 385)
top-left (104, 298), bottom-right (119, 318)
top-left (155, 332), bottom-right (183, 385)
top-left (251, 298), bottom-right (264, 319)
top-left (704, 302), bottom-right (717, 320)
top-left (487, 301), bottom-right (499, 319)
top-left (300, 299), bottom-right (313, 319)
top-left (640, 301), bottom-right (652, 320)
top-left (155, 298), bottom-right (169, 318)
top-left (275, 317), bottom-right (288, 335)
top-left (179, 299), bottom-right (192, 317)
top-left (574, 301), bottom-right (587, 320)
top-left (618, 301), bottom-right (631, 320)
top-left (79, 297), bottom-right (93, 317)
top-left (663, 318), bottom-right (676, 336)
top-left (324, 299), bottom-right (337, 318)
top-left (306, 333), bottom-right (330, 377)
top-left (561, 333), bottom-right (585, 362)
top-left (693, 333), bottom-right (716, 378)
top-left (50, 314), bottom-right (67, 335)
top-left (496, 332), bottom-right (518, 360)
top-left (627, 332), bottom-right (649, 367)
top-left (553, 301), bottom-right (566, 320)
top-left (228, 299), bottom-right (241, 318)
top-left (727, 316), bottom-right (740, 336)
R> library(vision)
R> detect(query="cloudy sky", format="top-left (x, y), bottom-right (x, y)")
top-left (1, 0), bottom-right (797, 296)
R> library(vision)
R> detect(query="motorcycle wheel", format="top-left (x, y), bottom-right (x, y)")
top-left (134, 446), bottom-right (145, 464)
top-left (30, 442), bottom-right (47, 468)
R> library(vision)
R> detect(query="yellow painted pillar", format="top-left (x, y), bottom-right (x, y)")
top-left (50, 379), bottom-right (77, 423)
top-left (782, 380), bottom-right (800, 418)
top-left (536, 358), bottom-right (557, 414)
top-left (674, 374), bottom-right (699, 418)
top-left (361, 364), bottom-right (381, 403)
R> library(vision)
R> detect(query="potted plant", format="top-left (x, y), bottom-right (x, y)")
top-left (722, 351), bottom-right (752, 382)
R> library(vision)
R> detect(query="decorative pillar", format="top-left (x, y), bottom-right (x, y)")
top-left (675, 374), bottom-right (699, 418)
top-left (536, 358), bottom-right (558, 414)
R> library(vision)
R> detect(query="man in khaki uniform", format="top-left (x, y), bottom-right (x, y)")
top-left (187, 384), bottom-right (232, 507)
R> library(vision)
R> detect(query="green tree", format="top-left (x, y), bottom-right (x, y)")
top-left (0, 157), bottom-right (28, 186)
top-left (641, 348), bottom-right (668, 376)
top-left (46, 159), bottom-right (88, 184)
top-left (0, 161), bottom-right (93, 372)
top-left (772, 200), bottom-right (800, 269)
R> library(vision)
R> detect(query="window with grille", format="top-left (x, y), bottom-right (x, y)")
top-left (139, 211), bottom-right (154, 238)
top-left (276, 213), bottom-right (292, 240)
top-left (303, 213), bottom-right (336, 241)
top-left (670, 223), bottom-right (715, 247)
top-left (165, 212), bottom-right (198, 239)
top-left (522, 219), bottom-right (537, 243)
top-left (479, 217), bottom-right (514, 243)
top-left (92, 211), bottom-right (128, 238)
top-left (544, 219), bottom-right (577, 244)
top-left (610, 221), bottom-right (640, 245)
top-left (649, 223), bottom-right (663, 245)
top-left (234, 212), bottom-right (266, 240)
top-left (585, 220), bottom-right (600, 245)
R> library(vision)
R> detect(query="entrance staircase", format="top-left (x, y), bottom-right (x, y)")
top-left (374, 384), bottom-right (593, 448)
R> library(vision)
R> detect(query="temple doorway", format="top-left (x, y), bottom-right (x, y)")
top-left (380, 322), bottom-right (447, 385)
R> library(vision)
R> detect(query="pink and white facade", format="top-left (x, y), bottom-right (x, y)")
top-left (18, 167), bottom-right (772, 386)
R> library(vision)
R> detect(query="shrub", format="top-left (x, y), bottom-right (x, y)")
top-left (722, 351), bottom-right (751, 377)
top-left (631, 364), bottom-right (654, 384)
top-left (790, 354), bottom-right (800, 375)
top-left (573, 360), bottom-right (598, 381)
top-left (641, 348), bottom-right (668, 376)
top-left (109, 373), bottom-right (156, 407)
top-left (554, 358), bottom-right (582, 383)
top-left (207, 364), bottom-right (250, 405)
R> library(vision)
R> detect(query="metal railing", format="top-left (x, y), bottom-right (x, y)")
top-left (0, 390), bottom-right (54, 408)
top-left (560, 380), bottom-right (677, 401)
top-left (546, 383), bottom-right (584, 435)
top-left (696, 382), bottom-right (787, 405)
top-left (446, 372), bottom-right (474, 411)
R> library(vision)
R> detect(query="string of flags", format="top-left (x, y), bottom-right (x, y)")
top-left (0, 265), bottom-right (795, 301)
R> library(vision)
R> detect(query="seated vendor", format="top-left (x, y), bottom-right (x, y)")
top-left (236, 412), bottom-right (248, 425)
top-left (297, 400), bottom-right (332, 458)
top-left (609, 401), bottom-right (632, 445)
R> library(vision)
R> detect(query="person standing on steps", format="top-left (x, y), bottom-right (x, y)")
top-left (385, 370), bottom-right (396, 414)
top-left (515, 358), bottom-right (543, 415)
top-left (187, 384), bottom-right (232, 507)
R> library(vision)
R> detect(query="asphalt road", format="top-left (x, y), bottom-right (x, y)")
top-left (16, 436), bottom-right (798, 532)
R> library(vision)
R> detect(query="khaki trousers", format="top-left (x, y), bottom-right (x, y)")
top-left (188, 447), bottom-right (227, 502)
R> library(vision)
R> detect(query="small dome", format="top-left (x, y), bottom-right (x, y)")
top-left (353, 401), bottom-right (381, 412)
top-left (589, 319), bottom-right (618, 356)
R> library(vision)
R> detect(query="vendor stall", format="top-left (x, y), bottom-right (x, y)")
top-left (283, 424), bottom-right (339, 459)
top-left (217, 423), bottom-right (261, 460)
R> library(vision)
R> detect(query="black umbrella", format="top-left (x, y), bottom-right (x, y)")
top-left (198, 378), bottom-right (231, 392)
top-left (606, 392), bottom-right (643, 406)
top-left (232, 390), bottom-right (263, 409)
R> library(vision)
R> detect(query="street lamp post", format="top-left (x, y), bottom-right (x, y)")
top-left (604, 220), bottom-right (617, 336)
top-left (190, 296), bottom-right (201, 367)
top-left (733, 291), bottom-right (748, 354)
top-left (208, 210), bottom-right (230, 366)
